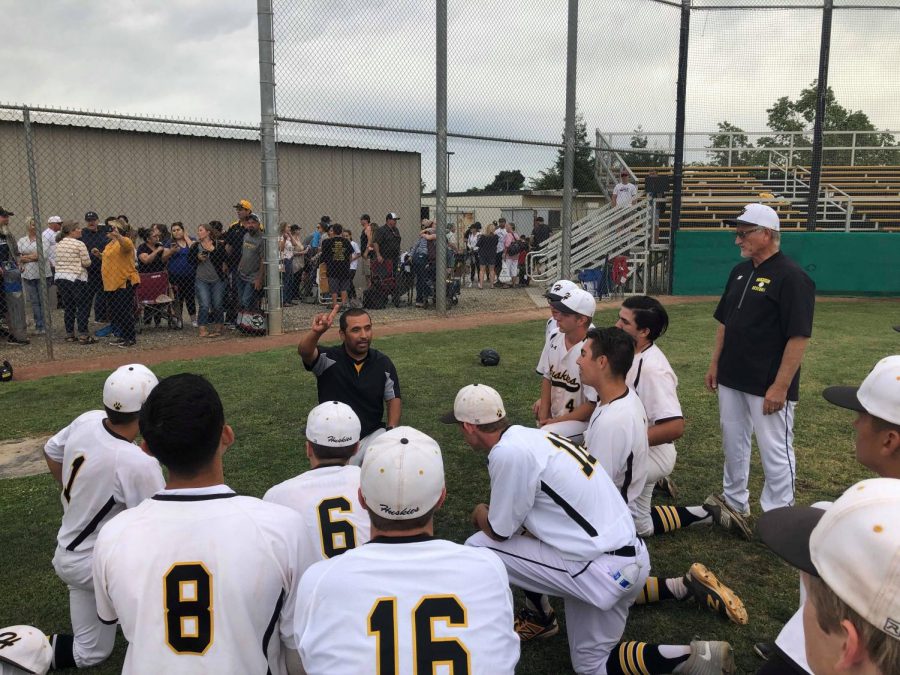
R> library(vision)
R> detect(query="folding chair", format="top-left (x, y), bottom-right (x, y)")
top-left (135, 271), bottom-right (177, 332)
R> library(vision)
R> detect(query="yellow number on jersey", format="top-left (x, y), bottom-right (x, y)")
top-left (163, 562), bottom-right (213, 655)
top-left (368, 595), bottom-right (470, 674)
top-left (547, 432), bottom-right (597, 477)
top-left (317, 497), bottom-right (358, 558)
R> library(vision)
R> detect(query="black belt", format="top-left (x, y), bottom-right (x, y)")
top-left (606, 545), bottom-right (636, 557)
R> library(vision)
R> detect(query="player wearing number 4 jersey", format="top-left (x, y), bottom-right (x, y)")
top-left (294, 427), bottom-right (520, 674)
top-left (92, 374), bottom-right (306, 675)
top-left (264, 401), bottom-right (370, 574)
top-left (43, 364), bottom-right (163, 670)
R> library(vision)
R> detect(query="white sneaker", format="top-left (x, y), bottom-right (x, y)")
top-left (191, 319), bottom-right (198, 327)
top-left (675, 640), bottom-right (735, 675)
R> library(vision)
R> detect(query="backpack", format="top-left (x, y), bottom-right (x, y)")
top-left (507, 237), bottom-right (526, 256)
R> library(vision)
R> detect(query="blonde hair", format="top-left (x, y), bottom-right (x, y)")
top-left (807, 574), bottom-right (900, 674)
top-left (485, 223), bottom-right (496, 236)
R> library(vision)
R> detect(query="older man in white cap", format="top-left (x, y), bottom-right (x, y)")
top-left (293, 426), bottom-right (519, 674)
top-left (264, 401), bottom-right (371, 575)
top-left (704, 203), bottom-right (816, 520)
top-left (759, 477), bottom-right (900, 675)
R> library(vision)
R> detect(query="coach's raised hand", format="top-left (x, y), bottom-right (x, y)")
top-left (299, 304), bottom-right (341, 366)
top-left (313, 304), bottom-right (340, 334)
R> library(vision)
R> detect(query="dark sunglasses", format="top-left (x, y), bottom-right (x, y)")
top-left (735, 227), bottom-right (763, 239)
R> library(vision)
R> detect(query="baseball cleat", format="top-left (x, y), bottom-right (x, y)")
top-left (684, 563), bottom-right (748, 625)
top-left (703, 494), bottom-right (753, 540)
top-left (675, 640), bottom-right (735, 675)
top-left (513, 608), bottom-right (559, 642)
top-left (653, 475), bottom-right (679, 499)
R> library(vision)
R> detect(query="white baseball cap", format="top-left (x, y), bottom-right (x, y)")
top-left (0, 625), bottom-right (52, 674)
top-left (759, 478), bottom-right (900, 642)
top-left (360, 427), bottom-right (444, 520)
top-left (440, 384), bottom-right (506, 425)
top-left (544, 279), bottom-right (578, 301)
top-left (723, 203), bottom-right (780, 231)
top-left (305, 401), bottom-right (361, 447)
top-left (822, 355), bottom-right (900, 426)
top-left (550, 287), bottom-right (596, 319)
top-left (103, 364), bottom-right (158, 413)
top-left (47, 216), bottom-right (62, 225)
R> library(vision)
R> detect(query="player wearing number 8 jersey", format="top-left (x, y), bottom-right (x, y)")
top-left (43, 363), bottom-right (163, 670)
top-left (443, 384), bottom-right (650, 675)
top-left (92, 374), bottom-right (306, 674)
top-left (264, 401), bottom-right (371, 574)
top-left (293, 427), bottom-right (519, 674)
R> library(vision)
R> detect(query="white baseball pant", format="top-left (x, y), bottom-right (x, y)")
top-left (467, 531), bottom-right (649, 674)
top-left (51, 547), bottom-right (116, 668)
top-left (503, 258), bottom-right (519, 283)
top-left (718, 384), bottom-right (797, 514)
top-left (349, 427), bottom-right (387, 467)
top-left (632, 443), bottom-right (677, 537)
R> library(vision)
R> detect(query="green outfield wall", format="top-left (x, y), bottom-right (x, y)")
top-left (672, 231), bottom-right (900, 296)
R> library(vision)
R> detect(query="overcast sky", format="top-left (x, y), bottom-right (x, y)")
top-left (3, 1), bottom-right (898, 190)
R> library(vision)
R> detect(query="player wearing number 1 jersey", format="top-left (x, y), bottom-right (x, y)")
top-left (444, 383), bottom-right (650, 675)
top-left (294, 427), bottom-right (519, 674)
top-left (43, 363), bottom-right (163, 670)
top-left (92, 374), bottom-right (306, 675)
top-left (264, 401), bottom-right (370, 574)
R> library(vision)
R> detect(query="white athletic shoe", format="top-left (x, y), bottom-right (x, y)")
top-left (675, 640), bottom-right (735, 675)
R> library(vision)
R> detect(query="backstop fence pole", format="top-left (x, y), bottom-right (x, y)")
top-left (22, 107), bottom-right (54, 359)
top-left (258, 0), bottom-right (282, 334)
top-left (560, 0), bottom-right (579, 281)
top-left (668, 0), bottom-right (691, 295)
top-left (807, 0), bottom-right (834, 232)
top-left (435, 0), bottom-right (448, 314)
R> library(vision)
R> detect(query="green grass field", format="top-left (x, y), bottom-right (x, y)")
top-left (1, 299), bottom-right (896, 674)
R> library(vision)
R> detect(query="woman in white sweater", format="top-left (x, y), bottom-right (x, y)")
top-left (55, 221), bottom-right (95, 344)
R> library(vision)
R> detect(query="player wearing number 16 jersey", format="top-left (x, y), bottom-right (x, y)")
top-left (43, 363), bottom-right (163, 670)
top-left (294, 427), bottom-right (520, 674)
top-left (92, 374), bottom-right (306, 675)
top-left (264, 401), bottom-right (371, 574)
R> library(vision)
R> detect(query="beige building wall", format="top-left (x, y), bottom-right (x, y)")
top-left (0, 121), bottom-right (421, 244)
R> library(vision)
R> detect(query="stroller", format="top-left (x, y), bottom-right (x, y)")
top-left (364, 258), bottom-right (404, 309)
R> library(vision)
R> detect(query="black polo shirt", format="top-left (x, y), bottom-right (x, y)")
top-left (305, 344), bottom-right (401, 437)
top-left (714, 251), bottom-right (815, 401)
top-left (374, 224), bottom-right (402, 260)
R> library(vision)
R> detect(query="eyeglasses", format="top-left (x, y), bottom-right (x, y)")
top-left (735, 227), bottom-right (763, 239)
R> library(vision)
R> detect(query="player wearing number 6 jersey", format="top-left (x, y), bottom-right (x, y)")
top-left (264, 401), bottom-right (370, 574)
top-left (294, 427), bottom-right (520, 674)
top-left (92, 374), bottom-right (306, 675)
top-left (43, 363), bottom-right (163, 670)
top-left (444, 383), bottom-right (651, 675)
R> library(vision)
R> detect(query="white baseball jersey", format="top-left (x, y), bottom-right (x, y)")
top-left (537, 331), bottom-right (597, 418)
top-left (627, 343), bottom-right (683, 456)
top-left (613, 182), bottom-right (637, 208)
top-left (92, 486), bottom-right (305, 675)
top-left (584, 389), bottom-right (650, 522)
top-left (295, 536), bottom-right (520, 674)
top-left (544, 317), bottom-right (557, 340)
top-left (263, 465), bottom-right (371, 575)
top-left (487, 425), bottom-right (635, 560)
top-left (44, 410), bottom-right (164, 554)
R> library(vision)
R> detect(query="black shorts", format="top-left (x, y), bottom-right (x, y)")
top-left (328, 276), bottom-right (351, 294)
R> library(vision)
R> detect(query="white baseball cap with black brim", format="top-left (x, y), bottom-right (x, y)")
top-left (723, 203), bottom-right (780, 231)
top-left (758, 478), bottom-right (900, 643)
top-left (440, 384), bottom-right (506, 425)
top-left (549, 287), bottom-right (596, 319)
top-left (103, 364), bottom-right (158, 413)
top-left (0, 625), bottom-right (53, 674)
top-left (544, 279), bottom-right (578, 301)
top-left (821, 355), bottom-right (900, 426)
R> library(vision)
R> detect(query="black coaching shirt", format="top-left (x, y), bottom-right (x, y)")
top-left (305, 345), bottom-right (401, 437)
top-left (714, 251), bottom-right (815, 401)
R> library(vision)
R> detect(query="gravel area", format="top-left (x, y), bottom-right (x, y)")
top-left (4, 285), bottom-right (542, 368)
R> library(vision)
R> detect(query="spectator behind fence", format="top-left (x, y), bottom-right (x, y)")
top-left (80, 211), bottom-right (109, 325)
top-left (166, 222), bottom-right (196, 328)
top-left (358, 214), bottom-right (375, 288)
top-left (102, 219), bottom-right (139, 348)
top-left (289, 224), bottom-right (307, 303)
top-left (502, 222), bottom-right (521, 287)
top-left (223, 199), bottom-right (253, 327)
top-left (477, 222), bottom-right (498, 289)
top-left (411, 220), bottom-right (436, 308)
top-left (237, 213), bottom-right (264, 311)
top-left (373, 212), bottom-right (402, 274)
top-left (190, 223), bottom-right (227, 338)
top-left (55, 221), bottom-right (95, 345)
top-left (465, 222), bottom-right (481, 288)
top-left (279, 222), bottom-right (296, 306)
top-left (17, 217), bottom-right (51, 335)
top-left (494, 218), bottom-right (507, 277)
top-left (343, 227), bottom-right (361, 303)
top-left (320, 223), bottom-right (352, 308)
top-left (136, 225), bottom-right (172, 274)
